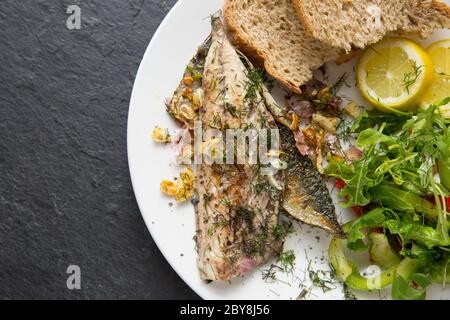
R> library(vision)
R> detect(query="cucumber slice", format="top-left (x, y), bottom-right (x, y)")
top-left (329, 224), bottom-right (415, 291)
top-left (438, 159), bottom-right (450, 192)
top-left (369, 233), bottom-right (401, 269)
top-left (329, 234), bottom-right (396, 290)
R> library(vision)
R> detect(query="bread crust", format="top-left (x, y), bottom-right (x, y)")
top-left (293, 0), bottom-right (450, 50)
top-left (292, 0), bottom-right (315, 38)
top-left (428, 0), bottom-right (450, 18)
top-left (223, 0), bottom-right (302, 93)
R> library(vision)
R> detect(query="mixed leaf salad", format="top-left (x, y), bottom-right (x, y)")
top-left (326, 98), bottom-right (450, 300)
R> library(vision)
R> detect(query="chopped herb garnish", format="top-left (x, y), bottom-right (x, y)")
top-left (273, 220), bottom-right (294, 240)
top-left (277, 250), bottom-right (296, 272)
top-left (403, 62), bottom-right (423, 94)
top-left (336, 115), bottom-right (354, 145)
top-left (235, 207), bottom-right (255, 231)
top-left (251, 178), bottom-right (278, 198)
top-left (219, 197), bottom-right (233, 210)
top-left (308, 268), bottom-right (337, 293)
top-left (330, 72), bottom-right (349, 94)
top-left (243, 234), bottom-right (265, 256)
top-left (225, 102), bottom-right (245, 118)
top-left (203, 193), bottom-right (213, 211)
top-left (245, 67), bottom-right (264, 104)
top-left (261, 264), bottom-right (283, 283)
top-left (302, 251), bottom-right (338, 293)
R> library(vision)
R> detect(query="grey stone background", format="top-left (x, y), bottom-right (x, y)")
top-left (0, 0), bottom-right (200, 299)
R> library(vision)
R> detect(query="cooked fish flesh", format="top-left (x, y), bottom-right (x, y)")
top-left (195, 14), bottom-right (284, 281)
top-left (279, 125), bottom-right (344, 236)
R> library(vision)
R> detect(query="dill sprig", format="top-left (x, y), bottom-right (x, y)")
top-left (260, 250), bottom-right (296, 284)
top-left (403, 62), bottom-right (423, 94)
top-left (273, 220), bottom-right (294, 240)
top-left (336, 115), bottom-right (354, 145)
top-left (308, 268), bottom-right (337, 293)
top-left (224, 102), bottom-right (245, 118)
top-left (304, 253), bottom-right (338, 293)
top-left (261, 264), bottom-right (283, 283)
top-left (330, 72), bottom-right (349, 94)
top-left (277, 250), bottom-right (296, 272)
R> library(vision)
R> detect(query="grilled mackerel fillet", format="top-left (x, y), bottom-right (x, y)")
top-left (195, 15), bottom-right (284, 281)
top-left (280, 126), bottom-right (344, 236)
top-left (261, 92), bottom-right (344, 237)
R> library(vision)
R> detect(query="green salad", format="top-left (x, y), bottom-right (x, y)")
top-left (326, 98), bottom-right (450, 300)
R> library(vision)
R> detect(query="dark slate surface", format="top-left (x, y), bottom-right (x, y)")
top-left (0, 0), bottom-right (200, 299)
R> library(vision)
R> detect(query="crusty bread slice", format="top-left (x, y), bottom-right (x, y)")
top-left (293, 0), bottom-right (450, 52)
top-left (224, 0), bottom-right (340, 93)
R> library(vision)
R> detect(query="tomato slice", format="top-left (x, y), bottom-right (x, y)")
top-left (335, 179), bottom-right (346, 190)
top-left (371, 227), bottom-right (383, 234)
top-left (335, 179), bottom-right (368, 217)
top-left (427, 195), bottom-right (450, 213)
top-left (351, 206), bottom-right (364, 217)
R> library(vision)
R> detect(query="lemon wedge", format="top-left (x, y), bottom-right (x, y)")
top-left (420, 39), bottom-right (450, 116)
top-left (357, 38), bottom-right (434, 112)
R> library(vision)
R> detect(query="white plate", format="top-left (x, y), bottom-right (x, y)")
top-left (128, 0), bottom-right (450, 300)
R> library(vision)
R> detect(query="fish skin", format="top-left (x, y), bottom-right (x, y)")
top-left (257, 72), bottom-right (344, 236)
top-left (195, 14), bottom-right (284, 281)
top-left (279, 126), bottom-right (344, 237)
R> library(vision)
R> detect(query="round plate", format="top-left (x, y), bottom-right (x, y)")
top-left (128, 0), bottom-right (450, 300)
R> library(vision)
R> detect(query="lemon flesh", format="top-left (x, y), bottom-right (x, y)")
top-left (421, 39), bottom-right (450, 116)
top-left (357, 38), bottom-right (434, 112)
